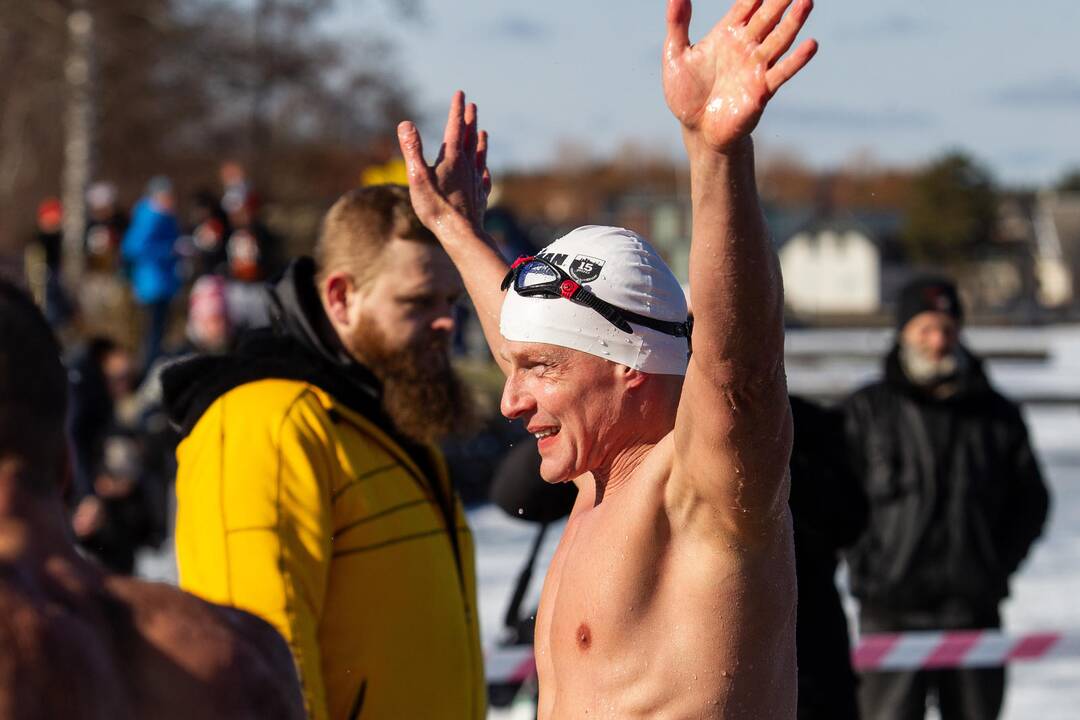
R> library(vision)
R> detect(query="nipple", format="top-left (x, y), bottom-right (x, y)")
top-left (576, 623), bottom-right (592, 651)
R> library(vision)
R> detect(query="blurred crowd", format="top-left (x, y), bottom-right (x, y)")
top-left (22, 162), bottom-right (292, 574)
top-left (28, 161), bottom-right (283, 360)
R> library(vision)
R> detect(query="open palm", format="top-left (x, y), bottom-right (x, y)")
top-left (398, 92), bottom-right (491, 233)
top-left (663, 0), bottom-right (817, 152)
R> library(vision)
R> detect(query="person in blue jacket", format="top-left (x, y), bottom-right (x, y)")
top-left (122, 176), bottom-right (180, 370)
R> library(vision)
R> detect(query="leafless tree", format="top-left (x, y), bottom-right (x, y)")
top-left (0, 0), bottom-right (419, 270)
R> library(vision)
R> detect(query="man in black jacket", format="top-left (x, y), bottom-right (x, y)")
top-left (844, 277), bottom-right (1050, 720)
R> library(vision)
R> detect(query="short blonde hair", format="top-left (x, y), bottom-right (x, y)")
top-left (314, 184), bottom-right (437, 289)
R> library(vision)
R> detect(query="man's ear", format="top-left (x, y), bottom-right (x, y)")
top-left (322, 272), bottom-right (356, 326)
top-left (617, 365), bottom-right (648, 391)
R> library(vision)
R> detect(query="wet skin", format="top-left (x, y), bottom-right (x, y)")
top-left (533, 437), bottom-right (797, 719)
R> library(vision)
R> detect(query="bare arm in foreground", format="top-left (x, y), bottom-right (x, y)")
top-left (664, 0), bottom-right (815, 540)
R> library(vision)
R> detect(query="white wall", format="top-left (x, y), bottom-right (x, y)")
top-left (780, 230), bottom-right (881, 315)
top-left (1037, 258), bottom-right (1072, 308)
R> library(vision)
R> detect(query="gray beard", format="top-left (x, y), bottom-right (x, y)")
top-left (899, 343), bottom-right (964, 388)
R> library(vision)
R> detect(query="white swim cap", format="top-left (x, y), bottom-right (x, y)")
top-left (499, 225), bottom-right (690, 376)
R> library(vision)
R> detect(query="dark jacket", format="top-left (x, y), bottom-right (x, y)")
top-left (789, 396), bottom-right (866, 720)
top-left (843, 346), bottom-right (1050, 615)
top-left (68, 342), bottom-right (116, 502)
top-left (36, 229), bottom-right (63, 273)
top-left (67, 342), bottom-right (160, 573)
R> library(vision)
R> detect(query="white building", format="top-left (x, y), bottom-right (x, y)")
top-left (1032, 190), bottom-right (1080, 308)
top-left (779, 220), bottom-right (885, 316)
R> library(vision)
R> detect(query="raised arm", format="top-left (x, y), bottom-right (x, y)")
top-left (397, 95), bottom-right (513, 375)
top-left (665, 0), bottom-right (816, 537)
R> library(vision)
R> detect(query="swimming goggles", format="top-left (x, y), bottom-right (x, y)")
top-left (500, 255), bottom-right (692, 344)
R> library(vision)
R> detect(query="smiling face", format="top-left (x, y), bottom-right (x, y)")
top-left (500, 342), bottom-right (622, 483)
top-left (498, 340), bottom-right (681, 483)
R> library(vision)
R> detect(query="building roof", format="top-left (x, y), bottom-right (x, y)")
top-left (769, 206), bottom-right (906, 261)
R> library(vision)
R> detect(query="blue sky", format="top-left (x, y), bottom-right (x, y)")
top-left (328, 0), bottom-right (1080, 187)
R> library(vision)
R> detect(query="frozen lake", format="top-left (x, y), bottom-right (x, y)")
top-left (137, 326), bottom-right (1080, 718)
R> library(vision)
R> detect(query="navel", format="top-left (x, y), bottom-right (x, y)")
top-left (576, 622), bottom-right (592, 651)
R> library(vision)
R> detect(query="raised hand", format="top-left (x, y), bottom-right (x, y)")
top-left (663, 0), bottom-right (817, 153)
top-left (397, 91), bottom-right (492, 234)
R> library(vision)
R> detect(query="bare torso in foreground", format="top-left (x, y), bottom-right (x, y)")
top-left (534, 435), bottom-right (796, 719)
top-left (0, 520), bottom-right (303, 720)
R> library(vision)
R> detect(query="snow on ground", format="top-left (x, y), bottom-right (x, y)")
top-left (137, 327), bottom-right (1080, 718)
top-left (786, 325), bottom-right (1080, 401)
top-left (998, 407), bottom-right (1080, 720)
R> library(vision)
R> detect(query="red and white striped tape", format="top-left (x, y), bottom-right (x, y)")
top-left (486, 645), bottom-right (536, 685)
top-left (852, 630), bottom-right (1080, 671)
top-left (486, 630), bottom-right (1080, 684)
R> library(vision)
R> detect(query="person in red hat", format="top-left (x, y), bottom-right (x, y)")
top-left (33, 197), bottom-right (72, 327)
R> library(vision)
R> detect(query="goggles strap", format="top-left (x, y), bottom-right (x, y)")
top-left (571, 287), bottom-right (633, 333)
top-left (499, 254), bottom-right (692, 345)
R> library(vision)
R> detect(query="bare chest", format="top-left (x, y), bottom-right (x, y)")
top-left (532, 492), bottom-right (798, 718)
top-left (535, 495), bottom-right (672, 676)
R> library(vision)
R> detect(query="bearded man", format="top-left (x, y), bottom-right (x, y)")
top-left (844, 276), bottom-right (1049, 720)
top-left (395, 0), bottom-right (818, 715)
top-left (163, 184), bottom-right (485, 720)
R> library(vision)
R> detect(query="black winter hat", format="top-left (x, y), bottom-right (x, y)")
top-left (896, 276), bottom-right (963, 331)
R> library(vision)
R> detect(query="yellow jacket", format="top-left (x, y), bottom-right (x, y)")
top-left (174, 378), bottom-right (486, 719)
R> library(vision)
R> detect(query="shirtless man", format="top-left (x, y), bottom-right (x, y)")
top-left (0, 279), bottom-right (303, 720)
top-left (398, 0), bottom-right (816, 716)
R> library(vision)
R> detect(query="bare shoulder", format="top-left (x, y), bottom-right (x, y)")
top-left (0, 567), bottom-right (132, 719)
top-left (106, 575), bottom-right (304, 720)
